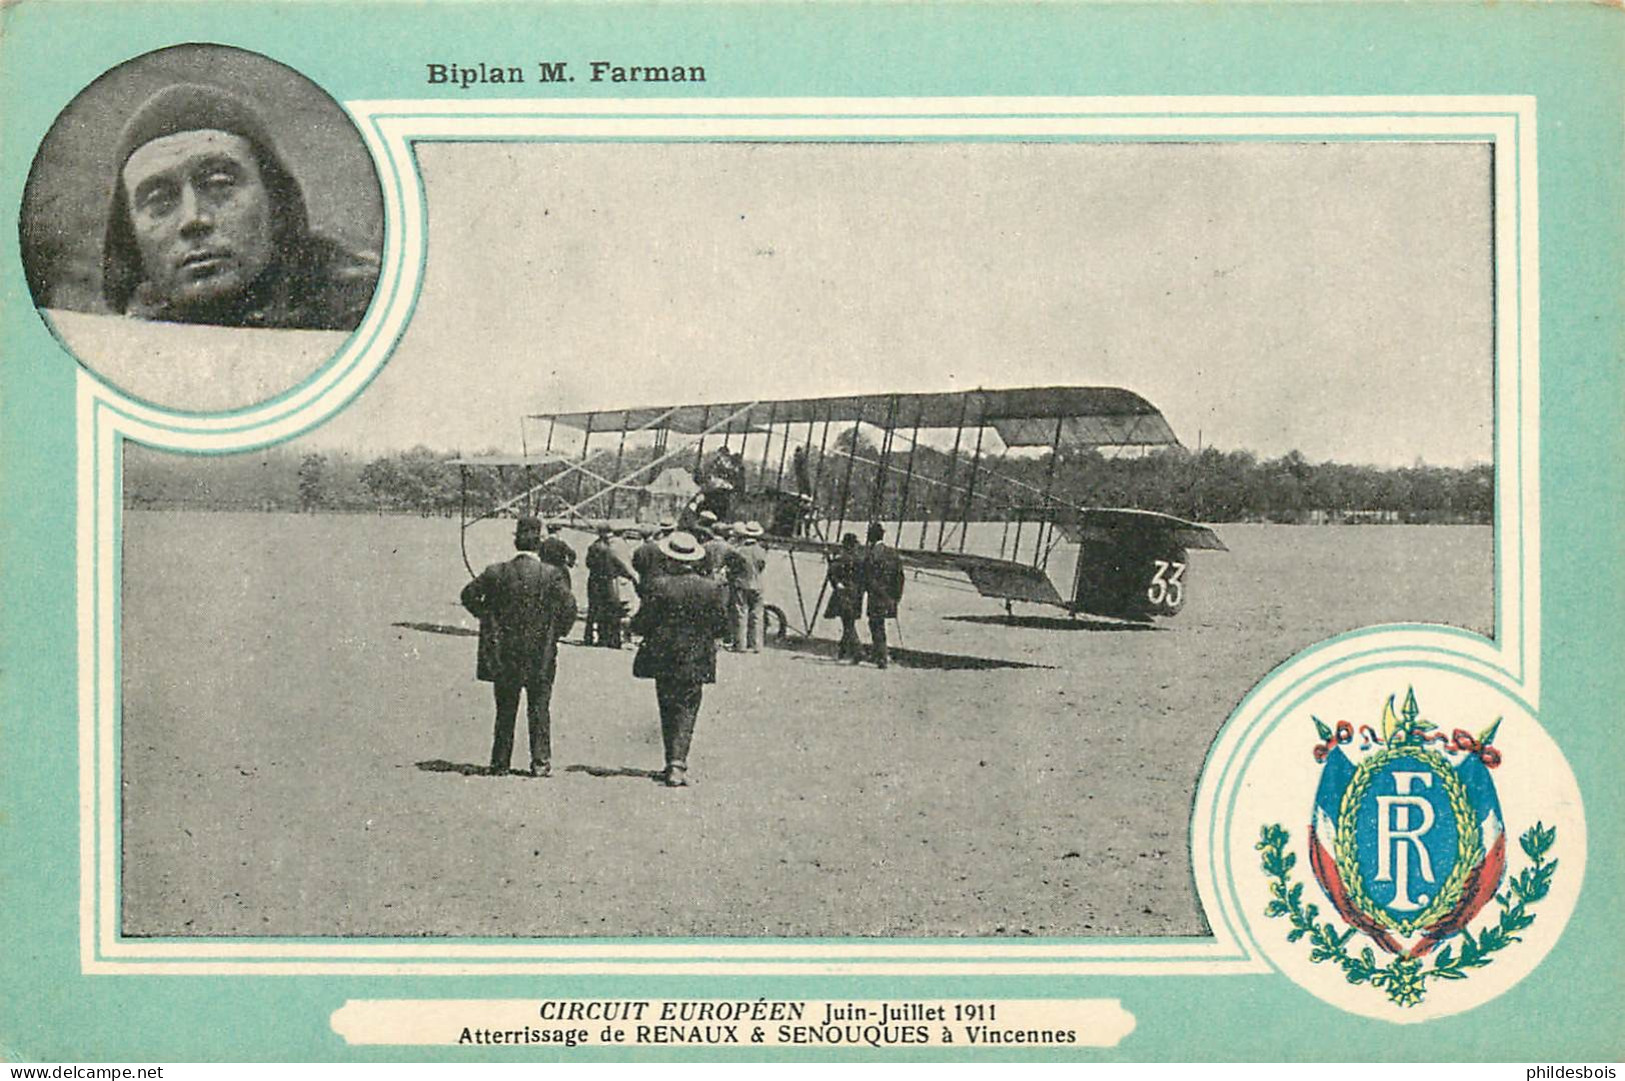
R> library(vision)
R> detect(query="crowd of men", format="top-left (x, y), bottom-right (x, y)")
top-left (539, 512), bottom-right (773, 654)
top-left (458, 512), bottom-right (906, 789)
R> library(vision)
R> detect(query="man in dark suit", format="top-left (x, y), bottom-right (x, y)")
top-left (630, 524), bottom-right (665, 596)
top-left (538, 520), bottom-right (577, 577)
top-left (824, 532), bottom-right (864, 661)
top-left (460, 516), bottom-right (578, 777)
top-left (860, 522), bottom-right (906, 669)
top-left (584, 525), bottom-right (636, 648)
top-left (628, 531), bottom-right (730, 787)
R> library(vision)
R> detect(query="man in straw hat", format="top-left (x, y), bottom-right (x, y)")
top-left (460, 516), bottom-right (578, 777)
top-left (103, 83), bottom-right (378, 328)
top-left (723, 520), bottom-right (769, 653)
top-left (628, 531), bottom-right (730, 787)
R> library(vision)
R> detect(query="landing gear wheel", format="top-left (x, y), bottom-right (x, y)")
top-left (764, 604), bottom-right (788, 640)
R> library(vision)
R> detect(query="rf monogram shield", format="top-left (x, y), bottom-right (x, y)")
top-left (1307, 691), bottom-right (1507, 958)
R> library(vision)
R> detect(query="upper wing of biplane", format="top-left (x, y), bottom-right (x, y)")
top-left (456, 385), bottom-right (1224, 623)
top-left (531, 386), bottom-right (1178, 450)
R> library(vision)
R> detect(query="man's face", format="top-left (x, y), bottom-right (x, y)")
top-left (122, 129), bottom-right (274, 312)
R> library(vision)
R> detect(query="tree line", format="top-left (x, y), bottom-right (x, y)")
top-left (795, 434), bottom-right (1490, 526)
top-left (125, 441), bottom-right (1491, 525)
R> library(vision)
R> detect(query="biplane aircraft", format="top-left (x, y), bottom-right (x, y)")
top-left (452, 386), bottom-right (1226, 633)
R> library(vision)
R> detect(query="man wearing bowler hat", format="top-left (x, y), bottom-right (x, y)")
top-left (102, 83), bottom-right (378, 328)
top-left (460, 516), bottom-right (578, 777)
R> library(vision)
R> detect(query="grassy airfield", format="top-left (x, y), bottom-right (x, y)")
top-left (120, 511), bottom-right (1491, 939)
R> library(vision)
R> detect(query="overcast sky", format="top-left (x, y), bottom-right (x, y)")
top-left (304, 140), bottom-right (1493, 468)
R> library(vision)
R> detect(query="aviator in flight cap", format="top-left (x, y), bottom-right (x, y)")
top-left (102, 83), bottom-right (311, 313)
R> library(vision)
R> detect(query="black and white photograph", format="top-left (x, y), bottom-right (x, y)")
top-left (118, 139), bottom-right (1495, 940)
top-left (19, 44), bottom-right (383, 411)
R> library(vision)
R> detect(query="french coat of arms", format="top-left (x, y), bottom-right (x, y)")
top-left (1257, 688), bottom-right (1559, 1007)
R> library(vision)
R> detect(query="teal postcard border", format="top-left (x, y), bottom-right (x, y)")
top-left (3, 1), bottom-right (1622, 1062)
top-left (72, 99), bottom-right (1538, 978)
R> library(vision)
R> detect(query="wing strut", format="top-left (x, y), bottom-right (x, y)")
top-left (608, 417), bottom-right (630, 519)
top-left (1034, 413), bottom-right (1067, 566)
top-left (694, 405), bottom-right (712, 474)
top-left (894, 403), bottom-right (924, 543)
top-left (773, 409), bottom-right (793, 492)
top-left (786, 547), bottom-right (818, 639)
top-left (832, 416), bottom-right (862, 544)
top-left (810, 405), bottom-right (834, 532)
top-left (934, 395), bottom-right (971, 551)
top-left (757, 402), bottom-right (778, 488)
top-left (867, 394), bottom-right (901, 524)
top-left (958, 420), bottom-right (987, 552)
top-left (573, 412), bottom-right (595, 507)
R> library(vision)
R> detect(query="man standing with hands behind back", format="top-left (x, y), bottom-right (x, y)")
top-left (461, 516), bottom-right (578, 777)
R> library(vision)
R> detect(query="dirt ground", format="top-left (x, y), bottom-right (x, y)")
top-left (119, 512), bottom-right (1492, 939)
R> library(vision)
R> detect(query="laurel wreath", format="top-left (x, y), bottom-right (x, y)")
top-left (1257, 821), bottom-right (1557, 1007)
top-left (1332, 746), bottom-right (1481, 936)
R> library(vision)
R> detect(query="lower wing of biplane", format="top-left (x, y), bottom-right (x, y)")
top-left (769, 507), bottom-right (1226, 626)
top-left (453, 385), bottom-right (1226, 626)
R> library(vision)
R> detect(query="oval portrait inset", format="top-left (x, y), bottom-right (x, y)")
top-left (20, 44), bottom-right (384, 413)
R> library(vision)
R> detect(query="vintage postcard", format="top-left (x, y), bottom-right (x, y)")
top-left (1, 1), bottom-right (1621, 1063)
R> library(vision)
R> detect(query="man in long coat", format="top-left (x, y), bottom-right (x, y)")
top-left (538, 521), bottom-right (577, 578)
top-left (584, 525), bottom-right (636, 648)
top-left (630, 524), bottom-right (665, 596)
top-left (628, 532), bottom-right (730, 787)
top-left (860, 521), bottom-right (906, 669)
top-left (460, 516), bottom-right (578, 776)
top-left (824, 532), bottom-right (864, 661)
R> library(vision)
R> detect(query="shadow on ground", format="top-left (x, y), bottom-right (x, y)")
top-left (565, 764), bottom-right (666, 782)
top-left (393, 621), bottom-right (476, 637)
top-left (415, 759), bottom-right (490, 775)
top-left (415, 759), bottom-right (665, 783)
top-left (394, 622), bottom-right (607, 652)
top-left (943, 614), bottom-right (1162, 633)
top-left (767, 633), bottom-right (1051, 671)
top-left (395, 619), bottom-right (1049, 670)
